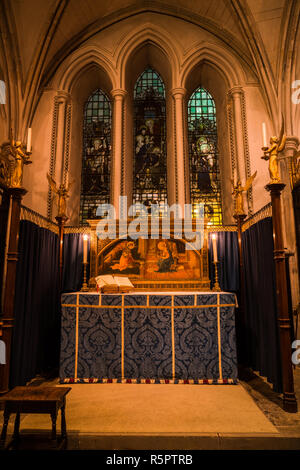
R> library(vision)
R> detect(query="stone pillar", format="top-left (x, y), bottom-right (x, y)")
top-left (230, 87), bottom-right (247, 184)
top-left (280, 136), bottom-right (300, 309)
top-left (171, 88), bottom-right (187, 214)
top-left (48, 91), bottom-right (71, 220)
top-left (111, 89), bottom-right (127, 218)
top-left (56, 92), bottom-right (71, 184)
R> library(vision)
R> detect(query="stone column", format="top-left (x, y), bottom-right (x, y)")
top-left (111, 89), bottom-right (127, 218)
top-left (48, 91), bottom-right (71, 220)
top-left (56, 92), bottom-right (71, 184)
top-left (171, 88), bottom-right (187, 215)
top-left (230, 87), bottom-right (247, 184)
top-left (280, 136), bottom-right (300, 309)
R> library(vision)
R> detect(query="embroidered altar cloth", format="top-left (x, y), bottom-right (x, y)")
top-left (60, 292), bottom-right (238, 384)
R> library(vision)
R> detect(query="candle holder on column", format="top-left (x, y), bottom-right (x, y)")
top-left (212, 261), bottom-right (221, 292)
top-left (81, 262), bottom-right (89, 292)
top-left (81, 234), bottom-right (89, 292)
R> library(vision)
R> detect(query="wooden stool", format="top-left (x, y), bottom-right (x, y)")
top-left (0, 386), bottom-right (71, 450)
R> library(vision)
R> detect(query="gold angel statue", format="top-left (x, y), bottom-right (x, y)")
top-left (231, 171), bottom-right (257, 216)
top-left (47, 174), bottom-right (72, 218)
top-left (262, 119), bottom-right (286, 184)
top-left (0, 136), bottom-right (31, 188)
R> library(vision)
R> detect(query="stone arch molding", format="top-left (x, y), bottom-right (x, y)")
top-left (114, 24), bottom-right (181, 89)
top-left (180, 42), bottom-right (246, 90)
top-left (53, 24), bottom-right (248, 96)
top-left (55, 46), bottom-right (118, 92)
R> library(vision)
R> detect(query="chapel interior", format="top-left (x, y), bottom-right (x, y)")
top-left (0, 0), bottom-right (300, 451)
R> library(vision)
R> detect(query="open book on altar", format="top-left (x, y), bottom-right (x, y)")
top-left (95, 275), bottom-right (134, 293)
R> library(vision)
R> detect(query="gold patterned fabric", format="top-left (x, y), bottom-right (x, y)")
top-left (60, 292), bottom-right (238, 384)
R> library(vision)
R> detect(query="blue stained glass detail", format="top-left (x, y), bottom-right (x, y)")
top-left (188, 87), bottom-right (222, 225)
top-left (80, 89), bottom-right (111, 224)
top-left (133, 68), bottom-right (167, 211)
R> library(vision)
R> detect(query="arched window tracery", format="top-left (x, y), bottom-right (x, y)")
top-left (188, 87), bottom-right (222, 224)
top-left (133, 67), bottom-right (167, 210)
top-left (80, 89), bottom-right (111, 224)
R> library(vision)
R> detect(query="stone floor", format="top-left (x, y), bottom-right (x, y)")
top-left (0, 367), bottom-right (300, 450)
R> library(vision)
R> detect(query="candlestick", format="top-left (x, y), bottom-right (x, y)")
top-left (212, 233), bottom-right (218, 262)
top-left (212, 261), bottom-right (221, 292)
top-left (81, 262), bottom-right (89, 292)
top-left (262, 122), bottom-right (267, 148)
top-left (83, 234), bottom-right (88, 264)
top-left (26, 128), bottom-right (32, 153)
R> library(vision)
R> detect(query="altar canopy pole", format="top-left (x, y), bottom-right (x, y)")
top-left (55, 215), bottom-right (68, 291)
top-left (266, 183), bottom-right (297, 412)
top-left (234, 213), bottom-right (247, 365)
top-left (0, 187), bottom-right (27, 393)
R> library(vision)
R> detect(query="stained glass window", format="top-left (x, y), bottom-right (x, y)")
top-left (133, 67), bottom-right (167, 211)
top-left (188, 87), bottom-right (222, 225)
top-left (80, 89), bottom-right (111, 224)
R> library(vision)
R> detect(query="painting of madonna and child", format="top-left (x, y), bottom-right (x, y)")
top-left (100, 238), bottom-right (207, 282)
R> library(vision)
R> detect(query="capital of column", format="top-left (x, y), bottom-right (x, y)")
top-left (56, 90), bottom-right (71, 104)
top-left (111, 89), bottom-right (127, 100)
top-left (284, 136), bottom-right (300, 157)
top-left (171, 87), bottom-right (187, 99)
top-left (228, 86), bottom-right (244, 99)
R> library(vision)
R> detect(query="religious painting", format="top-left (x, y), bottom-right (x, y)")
top-left (143, 239), bottom-right (200, 281)
top-left (188, 87), bottom-right (222, 224)
top-left (98, 238), bottom-right (203, 282)
top-left (133, 68), bottom-right (167, 210)
top-left (101, 240), bottom-right (141, 276)
top-left (80, 89), bottom-right (111, 224)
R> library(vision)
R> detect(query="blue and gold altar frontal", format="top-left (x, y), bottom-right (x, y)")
top-left (60, 292), bottom-right (238, 384)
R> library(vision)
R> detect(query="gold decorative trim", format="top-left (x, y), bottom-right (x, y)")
top-left (207, 225), bottom-right (236, 232)
top-left (20, 205), bottom-right (59, 234)
top-left (64, 226), bottom-right (91, 234)
top-left (121, 294), bottom-right (125, 380)
top-left (171, 295), bottom-right (175, 380)
top-left (217, 294), bottom-right (222, 380)
top-left (20, 206), bottom-right (272, 237)
top-left (62, 303), bottom-right (236, 309)
top-left (75, 293), bottom-right (79, 380)
top-left (242, 203), bottom-right (272, 232)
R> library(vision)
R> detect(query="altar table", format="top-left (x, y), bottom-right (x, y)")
top-left (60, 292), bottom-right (238, 384)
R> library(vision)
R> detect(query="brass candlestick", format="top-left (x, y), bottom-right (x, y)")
top-left (213, 261), bottom-right (221, 292)
top-left (81, 262), bottom-right (89, 292)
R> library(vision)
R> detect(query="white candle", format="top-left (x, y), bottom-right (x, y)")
top-left (262, 122), bottom-right (267, 148)
top-left (212, 233), bottom-right (218, 262)
top-left (26, 127), bottom-right (32, 152)
top-left (83, 234), bottom-right (88, 264)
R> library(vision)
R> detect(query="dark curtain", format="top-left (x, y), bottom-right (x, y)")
top-left (10, 221), bottom-right (60, 387)
top-left (62, 233), bottom-right (89, 293)
top-left (0, 190), bottom-right (9, 315)
top-left (208, 231), bottom-right (239, 292)
top-left (242, 217), bottom-right (282, 392)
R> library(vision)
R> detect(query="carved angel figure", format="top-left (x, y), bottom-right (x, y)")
top-left (0, 138), bottom-right (31, 188)
top-left (262, 119), bottom-right (286, 184)
top-left (231, 171), bottom-right (257, 216)
top-left (47, 174), bottom-right (72, 218)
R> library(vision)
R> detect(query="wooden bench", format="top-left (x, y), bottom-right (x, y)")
top-left (0, 386), bottom-right (71, 450)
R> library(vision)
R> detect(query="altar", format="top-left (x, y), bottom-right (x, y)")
top-left (60, 291), bottom-right (238, 384)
